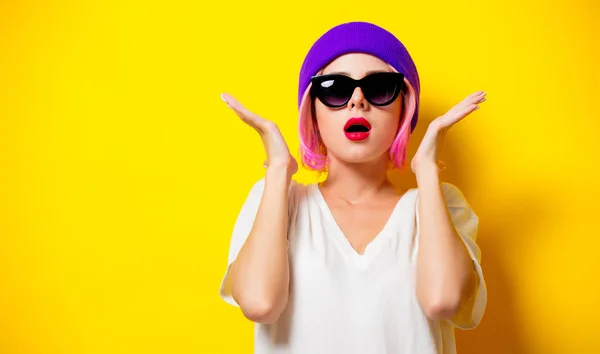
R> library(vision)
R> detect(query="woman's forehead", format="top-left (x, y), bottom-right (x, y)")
top-left (321, 53), bottom-right (391, 78)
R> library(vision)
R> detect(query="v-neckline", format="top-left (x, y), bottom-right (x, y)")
top-left (311, 183), bottom-right (413, 265)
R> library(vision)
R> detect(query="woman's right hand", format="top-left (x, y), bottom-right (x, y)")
top-left (221, 93), bottom-right (298, 178)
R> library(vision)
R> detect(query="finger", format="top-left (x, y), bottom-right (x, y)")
top-left (221, 93), bottom-right (268, 131)
top-left (471, 92), bottom-right (486, 104)
top-left (221, 93), bottom-right (255, 118)
top-left (220, 92), bottom-right (232, 108)
top-left (467, 91), bottom-right (486, 99)
top-left (458, 91), bottom-right (485, 108)
top-left (442, 104), bottom-right (480, 127)
top-left (472, 92), bottom-right (486, 105)
top-left (462, 91), bottom-right (485, 105)
top-left (453, 93), bottom-right (485, 115)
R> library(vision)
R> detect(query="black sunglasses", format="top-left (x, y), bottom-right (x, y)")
top-left (310, 72), bottom-right (405, 108)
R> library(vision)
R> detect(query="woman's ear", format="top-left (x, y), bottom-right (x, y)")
top-left (310, 99), bottom-right (321, 135)
top-left (400, 78), bottom-right (417, 130)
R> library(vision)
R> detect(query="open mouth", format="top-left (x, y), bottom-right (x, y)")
top-left (345, 124), bottom-right (370, 133)
top-left (344, 117), bottom-right (371, 141)
top-left (344, 117), bottom-right (372, 132)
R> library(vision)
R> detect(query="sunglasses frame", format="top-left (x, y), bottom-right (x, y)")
top-left (309, 72), bottom-right (405, 108)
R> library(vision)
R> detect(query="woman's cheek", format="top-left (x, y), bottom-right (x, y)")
top-left (316, 113), bottom-right (346, 146)
top-left (374, 120), bottom-right (399, 147)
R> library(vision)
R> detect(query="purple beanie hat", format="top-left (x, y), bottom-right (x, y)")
top-left (298, 21), bottom-right (421, 132)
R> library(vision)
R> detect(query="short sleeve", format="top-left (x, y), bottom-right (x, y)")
top-left (219, 177), bottom-right (297, 307)
top-left (441, 182), bottom-right (487, 330)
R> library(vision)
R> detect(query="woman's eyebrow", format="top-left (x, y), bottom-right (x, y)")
top-left (365, 69), bottom-right (390, 75)
top-left (325, 69), bottom-right (390, 76)
top-left (326, 71), bottom-right (351, 76)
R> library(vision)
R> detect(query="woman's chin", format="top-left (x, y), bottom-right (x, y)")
top-left (328, 150), bottom-right (388, 166)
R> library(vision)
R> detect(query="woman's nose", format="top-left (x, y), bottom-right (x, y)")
top-left (348, 87), bottom-right (367, 109)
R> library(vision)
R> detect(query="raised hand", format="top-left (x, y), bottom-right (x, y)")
top-left (411, 91), bottom-right (486, 175)
top-left (221, 93), bottom-right (298, 177)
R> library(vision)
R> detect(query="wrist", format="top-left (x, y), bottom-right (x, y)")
top-left (265, 166), bottom-right (293, 186)
top-left (413, 159), bottom-right (439, 174)
top-left (415, 162), bottom-right (441, 185)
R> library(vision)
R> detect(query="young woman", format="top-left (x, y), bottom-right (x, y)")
top-left (219, 21), bottom-right (487, 354)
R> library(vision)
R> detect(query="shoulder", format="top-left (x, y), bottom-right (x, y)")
top-left (411, 182), bottom-right (466, 203)
top-left (441, 182), bottom-right (479, 238)
top-left (244, 177), bottom-right (315, 207)
top-left (414, 182), bottom-right (475, 216)
top-left (288, 179), bottom-right (314, 202)
top-left (440, 182), bottom-right (469, 206)
top-left (245, 177), bottom-right (308, 196)
top-left (440, 182), bottom-right (477, 215)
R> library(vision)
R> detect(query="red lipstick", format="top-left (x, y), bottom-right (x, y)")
top-left (344, 117), bottom-right (371, 141)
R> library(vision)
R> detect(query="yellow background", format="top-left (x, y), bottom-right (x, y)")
top-left (1, 0), bottom-right (599, 353)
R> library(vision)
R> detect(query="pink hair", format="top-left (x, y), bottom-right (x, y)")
top-left (298, 66), bottom-right (418, 172)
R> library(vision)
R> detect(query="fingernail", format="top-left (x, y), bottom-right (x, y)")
top-left (220, 93), bottom-right (228, 104)
top-left (474, 105), bottom-right (480, 110)
top-left (481, 97), bottom-right (486, 102)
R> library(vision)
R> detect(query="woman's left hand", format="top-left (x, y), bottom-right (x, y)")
top-left (411, 91), bottom-right (487, 175)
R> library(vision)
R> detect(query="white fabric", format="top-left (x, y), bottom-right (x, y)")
top-left (220, 178), bottom-right (486, 354)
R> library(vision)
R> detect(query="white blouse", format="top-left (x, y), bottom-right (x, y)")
top-left (220, 179), bottom-right (486, 354)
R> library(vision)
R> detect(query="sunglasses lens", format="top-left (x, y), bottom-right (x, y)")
top-left (363, 73), bottom-right (403, 105)
top-left (313, 76), bottom-right (353, 107)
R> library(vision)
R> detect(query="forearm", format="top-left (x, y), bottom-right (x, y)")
top-left (415, 164), bottom-right (475, 320)
top-left (229, 167), bottom-right (291, 323)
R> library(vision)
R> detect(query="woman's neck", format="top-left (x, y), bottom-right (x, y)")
top-left (319, 155), bottom-right (393, 204)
